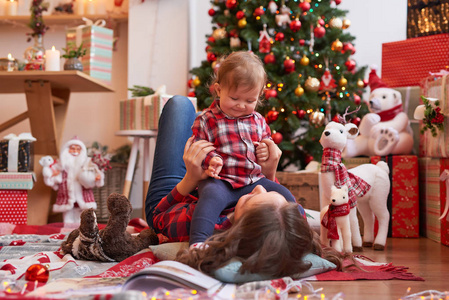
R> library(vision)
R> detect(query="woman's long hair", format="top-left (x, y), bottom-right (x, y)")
top-left (176, 202), bottom-right (343, 278)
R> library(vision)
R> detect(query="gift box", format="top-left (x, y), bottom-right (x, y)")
top-left (276, 171), bottom-right (320, 211)
top-left (407, 0), bottom-right (449, 38)
top-left (0, 173), bottom-right (35, 190)
top-left (342, 157), bottom-right (371, 170)
top-left (0, 133), bottom-right (35, 172)
top-left (381, 34), bottom-right (449, 87)
top-left (66, 20), bottom-right (113, 84)
top-left (0, 190), bottom-right (27, 225)
top-left (419, 74), bottom-right (449, 157)
top-left (418, 157), bottom-right (449, 246)
top-left (371, 155), bottom-right (420, 238)
top-left (120, 92), bottom-right (197, 130)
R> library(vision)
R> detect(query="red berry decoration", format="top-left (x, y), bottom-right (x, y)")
top-left (352, 117), bottom-right (361, 127)
top-left (25, 264), bottom-right (50, 283)
top-left (264, 53), bottom-right (276, 64)
top-left (266, 110), bottom-right (279, 124)
top-left (284, 57), bottom-right (296, 73)
top-left (254, 6), bottom-right (264, 16)
top-left (345, 59), bottom-right (356, 71)
top-left (354, 94), bottom-right (361, 105)
top-left (272, 132), bottom-right (283, 144)
top-left (299, 1), bottom-right (310, 12)
top-left (208, 8), bottom-right (216, 16)
top-left (226, 0), bottom-right (237, 9)
top-left (299, 39), bottom-right (306, 46)
top-left (290, 19), bottom-right (302, 32)
top-left (313, 25), bottom-right (325, 38)
top-left (265, 89), bottom-right (278, 99)
top-left (275, 32), bottom-right (285, 41)
top-left (296, 109), bottom-right (306, 119)
top-left (236, 10), bottom-right (245, 19)
top-left (207, 52), bottom-right (217, 63)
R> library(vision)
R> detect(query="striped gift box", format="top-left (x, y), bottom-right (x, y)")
top-left (66, 25), bottom-right (113, 84)
top-left (0, 172), bottom-right (35, 190)
top-left (120, 97), bottom-right (146, 130)
top-left (418, 157), bottom-right (449, 246)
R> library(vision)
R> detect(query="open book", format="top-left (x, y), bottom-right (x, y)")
top-left (122, 260), bottom-right (236, 298)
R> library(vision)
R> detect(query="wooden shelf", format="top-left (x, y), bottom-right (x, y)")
top-left (0, 14), bottom-right (128, 26)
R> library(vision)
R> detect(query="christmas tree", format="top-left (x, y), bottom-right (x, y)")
top-left (188, 0), bottom-right (368, 170)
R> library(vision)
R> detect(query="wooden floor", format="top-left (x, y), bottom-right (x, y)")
top-left (301, 238), bottom-right (449, 300)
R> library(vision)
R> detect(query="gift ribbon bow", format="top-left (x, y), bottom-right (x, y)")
top-left (3, 133), bottom-right (36, 172)
top-left (439, 169), bottom-right (449, 221)
top-left (75, 18), bottom-right (107, 47)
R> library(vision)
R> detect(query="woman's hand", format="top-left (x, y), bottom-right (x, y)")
top-left (258, 139), bottom-right (282, 181)
top-left (206, 156), bottom-right (223, 179)
top-left (178, 137), bottom-right (215, 196)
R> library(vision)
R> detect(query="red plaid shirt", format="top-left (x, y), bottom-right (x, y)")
top-left (151, 187), bottom-right (233, 242)
top-left (192, 100), bottom-right (272, 188)
top-left (320, 148), bottom-right (371, 208)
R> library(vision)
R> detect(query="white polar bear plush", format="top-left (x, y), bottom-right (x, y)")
top-left (320, 185), bottom-right (352, 253)
top-left (343, 67), bottom-right (414, 158)
top-left (39, 155), bottom-right (62, 190)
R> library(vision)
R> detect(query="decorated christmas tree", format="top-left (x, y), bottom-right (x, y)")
top-left (188, 0), bottom-right (368, 170)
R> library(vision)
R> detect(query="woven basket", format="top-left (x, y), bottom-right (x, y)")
top-left (93, 162), bottom-right (127, 223)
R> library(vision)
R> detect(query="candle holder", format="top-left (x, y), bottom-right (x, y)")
top-left (0, 56), bottom-right (19, 72)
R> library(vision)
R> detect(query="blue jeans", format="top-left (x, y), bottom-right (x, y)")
top-left (145, 96), bottom-right (197, 222)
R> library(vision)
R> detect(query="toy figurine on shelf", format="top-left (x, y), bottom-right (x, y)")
top-left (42, 137), bottom-right (105, 224)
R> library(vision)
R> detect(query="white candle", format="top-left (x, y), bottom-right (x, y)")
top-left (7, 53), bottom-right (15, 71)
top-left (7, 0), bottom-right (18, 16)
top-left (95, 0), bottom-right (106, 15)
top-left (86, 0), bottom-right (95, 14)
top-left (0, 0), bottom-right (6, 16)
top-left (45, 46), bottom-right (60, 71)
top-left (76, 0), bottom-right (84, 15)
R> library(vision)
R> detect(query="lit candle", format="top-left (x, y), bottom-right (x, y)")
top-left (76, 0), bottom-right (85, 15)
top-left (86, 0), bottom-right (95, 14)
top-left (7, 0), bottom-right (18, 16)
top-left (45, 46), bottom-right (61, 71)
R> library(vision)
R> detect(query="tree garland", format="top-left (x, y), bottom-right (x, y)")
top-left (27, 0), bottom-right (49, 42)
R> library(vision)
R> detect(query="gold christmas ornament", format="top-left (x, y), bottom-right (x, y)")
top-left (193, 78), bottom-right (201, 87)
top-left (309, 110), bottom-right (325, 127)
top-left (238, 18), bottom-right (247, 28)
top-left (342, 18), bottom-right (351, 29)
top-left (300, 54), bottom-right (309, 66)
top-left (305, 76), bottom-right (320, 92)
top-left (331, 39), bottom-right (343, 52)
top-left (357, 79), bottom-right (365, 88)
top-left (338, 76), bottom-right (348, 87)
top-left (294, 84), bottom-right (304, 97)
top-left (329, 17), bottom-right (343, 29)
top-left (212, 27), bottom-right (227, 40)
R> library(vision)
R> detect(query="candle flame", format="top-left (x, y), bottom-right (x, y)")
top-left (52, 46), bottom-right (56, 51)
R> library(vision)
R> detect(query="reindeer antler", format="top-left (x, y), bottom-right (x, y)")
top-left (337, 106), bottom-right (361, 124)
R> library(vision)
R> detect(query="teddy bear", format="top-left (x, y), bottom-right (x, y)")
top-left (320, 185), bottom-right (352, 253)
top-left (342, 67), bottom-right (414, 158)
top-left (39, 156), bottom-right (62, 190)
top-left (319, 119), bottom-right (391, 250)
top-left (61, 193), bottom-right (159, 262)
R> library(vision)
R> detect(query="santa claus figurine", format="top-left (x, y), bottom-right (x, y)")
top-left (46, 137), bottom-right (105, 224)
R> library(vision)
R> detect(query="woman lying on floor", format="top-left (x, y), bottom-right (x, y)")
top-left (145, 96), bottom-right (344, 279)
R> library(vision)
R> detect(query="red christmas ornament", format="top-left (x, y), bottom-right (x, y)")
top-left (354, 94), bottom-right (361, 105)
top-left (284, 57), bottom-right (296, 73)
top-left (236, 10), bottom-right (245, 19)
top-left (289, 18), bottom-right (302, 32)
top-left (254, 6), bottom-right (264, 16)
top-left (334, 0), bottom-right (342, 5)
top-left (299, 39), bottom-right (306, 46)
top-left (187, 79), bottom-right (194, 88)
top-left (272, 132), bottom-right (283, 144)
top-left (296, 109), bottom-right (306, 119)
top-left (226, 0), bottom-right (237, 9)
top-left (304, 154), bottom-right (314, 165)
top-left (266, 110), bottom-right (279, 124)
top-left (352, 117), bottom-right (361, 127)
top-left (343, 42), bottom-right (356, 54)
top-left (332, 114), bottom-right (340, 123)
top-left (207, 52), bottom-right (217, 62)
top-left (363, 79), bottom-right (369, 87)
top-left (188, 91), bottom-right (196, 97)
top-left (313, 25), bottom-right (326, 38)
top-left (208, 8), bottom-right (216, 16)
top-left (228, 28), bottom-right (239, 38)
top-left (345, 59), bottom-right (356, 72)
top-left (265, 89), bottom-right (278, 99)
top-left (207, 36), bottom-right (215, 43)
top-left (299, 1), bottom-right (310, 12)
top-left (25, 264), bottom-right (50, 283)
top-left (318, 19), bottom-right (325, 26)
top-left (264, 53), bottom-right (276, 64)
top-left (275, 32), bottom-right (285, 41)
top-left (205, 45), bottom-right (211, 52)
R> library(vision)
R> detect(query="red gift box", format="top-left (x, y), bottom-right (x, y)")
top-left (418, 157), bottom-right (449, 246)
top-left (371, 155), bottom-right (419, 238)
top-left (381, 34), bottom-right (449, 87)
top-left (0, 190), bottom-right (27, 225)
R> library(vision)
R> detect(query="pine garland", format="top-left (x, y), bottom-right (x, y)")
top-left (27, 0), bottom-right (49, 42)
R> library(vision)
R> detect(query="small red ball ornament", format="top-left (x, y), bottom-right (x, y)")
top-left (236, 10), bottom-right (245, 19)
top-left (188, 91), bottom-right (196, 97)
top-left (207, 36), bottom-right (215, 44)
top-left (254, 6), bottom-right (264, 16)
top-left (228, 28), bottom-right (239, 37)
top-left (299, 39), bottom-right (306, 46)
top-left (266, 110), bottom-right (279, 124)
top-left (226, 0), bottom-right (237, 9)
top-left (264, 53), bottom-right (276, 64)
top-left (187, 79), bottom-right (194, 88)
top-left (335, 0), bottom-right (342, 5)
top-left (299, 1), bottom-right (310, 12)
top-left (265, 89), bottom-right (278, 99)
top-left (332, 115), bottom-right (340, 123)
top-left (363, 79), bottom-right (369, 87)
top-left (284, 57), bottom-right (296, 73)
top-left (318, 19), bottom-right (325, 26)
top-left (296, 109), bottom-right (306, 119)
top-left (208, 8), bottom-right (216, 16)
top-left (343, 42), bottom-right (356, 54)
top-left (207, 52), bottom-right (217, 63)
top-left (354, 94), bottom-right (361, 105)
top-left (313, 25), bottom-right (325, 38)
top-left (290, 19), bottom-right (302, 32)
top-left (275, 32), bottom-right (285, 42)
top-left (25, 264), bottom-right (50, 283)
top-left (345, 59), bottom-right (356, 71)
top-left (272, 132), bottom-right (283, 144)
top-left (352, 117), bottom-right (361, 127)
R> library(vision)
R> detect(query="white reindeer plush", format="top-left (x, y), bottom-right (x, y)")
top-left (319, 117), bottom-right (391, 251)
top-left (321, 185), bottom-right (352, 253)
